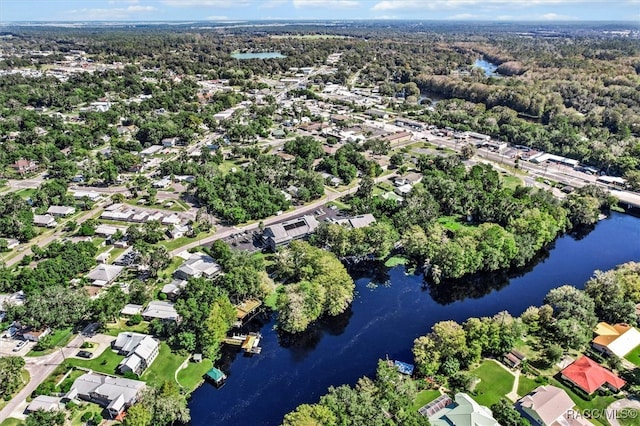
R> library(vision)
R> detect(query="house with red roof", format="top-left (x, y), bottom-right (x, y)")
top-left (560, 356), bottom-right (625, 395)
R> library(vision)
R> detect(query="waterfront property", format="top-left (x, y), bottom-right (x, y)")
top-left (560, 356), bottom-right (625, 395)
top-left (591, 322), bottom-right (640, 358)
top-left (262, 215), bottom-right (319, 250)
top-left (174, 252), bottom-right (221, 281)
top-left (65, 372), bottom-right (145, 418)
top-left (427, 392), bottom-right (499, 426)
top-left (516, 385), bottom-right (590, 426)
top-left (113, 332), bottom-right (160, 376)
top-left (205, 367), bottom-right (226, 387)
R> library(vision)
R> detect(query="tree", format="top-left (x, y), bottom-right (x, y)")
top-left (460, 143), bottom-right (477, 160)
top-left (283, 404), bottom-right (337, 426)
top-left (413, 335), bottom-right (441, 377)
top-left (26, 410), bottom-right (66, 426)
top-left (0, 356), bottom-right (26, 398)
top-left (124, 401), bottom-right (153, 426)
top-left (491, 399), bottom-right (529, 426)
top-left (133, 383), bottom-right (190, 426)
top-left (21, 285), bottom-right (91, 329)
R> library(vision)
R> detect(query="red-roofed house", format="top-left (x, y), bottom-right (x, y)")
top-left (11, 159), bottom-right (37, 175)
top-left (560, 356), bottom-right (625, 395)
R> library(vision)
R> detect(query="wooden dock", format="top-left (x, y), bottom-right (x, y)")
top-left (223, 332), bottom-right (263, 354)
top-left (233, 299), bottom-right (263, 328)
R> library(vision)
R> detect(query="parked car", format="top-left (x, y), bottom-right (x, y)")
top-left (76, 350), bottom-right (93, 359)
top-left (13, 340), bottom-right (27, 352)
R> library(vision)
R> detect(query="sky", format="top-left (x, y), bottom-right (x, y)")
top-left (0, 0), bottom-right (638, 22)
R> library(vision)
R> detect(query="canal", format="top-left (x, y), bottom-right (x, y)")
top-left (188, 212), bottom-right (640, 425)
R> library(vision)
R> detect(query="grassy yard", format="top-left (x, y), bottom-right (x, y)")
top-left (619, 409), bottom-right (640, 426)
top-left (625, 345), bottom-right (640, 367)
top-left (411, 389), bottom-right (441, 412)
top-left (159, 230), bottom-right (215, 252)
top-left (517, 374), bottom-right (540, 397)
top-left (437, 215), bottom-right (470, 232)
top-left (470, 360), bottom-right (515, 407)
top-left (141, 342), bottom-right (188, 388)
top-left (501, 174), bottom-right (524, 190)
top-left (27, 327), bottom-right (74, 356)
top-left (177, 358), bottom-right (214, 392)
top-left (263, 285), bottom-right (282, 310)
top-left (105, 318), bottom-right (149, 336)
top-left (0, 419), bottom-right (24, 426)
top-left (67, 347), bottom-right (124, 375)
top-left (70, 403), bottom-right (103, 426)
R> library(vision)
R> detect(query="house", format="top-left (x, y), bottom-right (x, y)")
top-left (139, 145), bottom-right (163, 156)
top-left (26, 395), bottom-right (62, 413)
top-left (467, 131), bottom-right (491, 141)
top-left (65, 372), bottom-right (145, 418)
top-left (174, 253), bottom-right (221, 281)
top-left (113, 332), bottom-right (160, 375)
top-left (86, 264), bottom-right (124, 287)
top-left (4, 238), bottom-right (19, 250)
top-left (33, 214), bottom-right (57, 228)
top-left (46, 205), bottom-right (76, 217)
top-left (592, 322), bottom-right (640, 358)
top-left (517, 385), bottom-right (592, 426)
top-left (394, 183), bottom-right (413, 196)
top-left (21, 326), bottom-right (51, 342)
top-left (272, 129), bottom-right (286, 139)
top-left (262, 215), bottom-right (320, 251)
top-left (382, 131), bottom-right (412, 146)
top-left (161, 279), bottom-right (188, 300)
top-left (560, 356), bottom-right (626, 395)
top-left (95, 224), bottom-right (124, 238)
top-left (152, 177), bottom-right (172, 189)
top-left (333, 214), bottom-right (376, 229)
top-left (161, 137), bottom-right (179, 147)
top-left (167, 224), bottom-right (190, 239)
top-left (365, 109), bottom-right (389, 119)
top-left (142, 301), bottom-right (179, 322)
top-left (73, 190), bottom-right (100, 201)
top-left (427, 393), bottom-right (499, 426)
top-left (11, 159), bottom-right (37, 175)
top-left (503, 349), bottom-right (527, 369)
top-left (395, 118), bottom-right (425, 130)
top-left (161, 214), bottom-right (181, 226)
top-left (120, 304), bottom-right (143, 316)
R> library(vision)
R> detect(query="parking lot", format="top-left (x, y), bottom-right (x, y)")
top-left (0, 335), bottom-right (36, 357)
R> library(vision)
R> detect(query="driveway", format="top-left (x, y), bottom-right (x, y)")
top-left (0, 333), bottom-right (84, 421)
top-left (606, 399), bottom-right (640, 426)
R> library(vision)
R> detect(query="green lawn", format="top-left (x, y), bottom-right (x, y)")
top-left (105, 318), bottom-right (149, 336)
top-left (70, 403), bottom-right (103, 426)
top-left (517, 374), bottom-right (540, 397)
top-left (470, 360), bottom-right (515, 407)
top-left (264, 285), bottom-right (282, 310)
top-left (0, 418), bottom-right (24, 426)
top-left (625, 345), bottom-right (640, 367)
top-left (619, 409), bottom-right (640, 426)
top-left (412, 389), bottom-right (441, 412)
top-left (501, 174), bottom-right (524, 191)
top-left (67, 348), bottom-right (124, 375)
top-left (141, 342), bottom-right (188, 388)
top-left (384, 255), bottom-right (408, 268)
top-left (437, 215), bottom-right (470, 232)
top-left (27, 327), bottom-right (74, 356)
top-left (177, 358), bottom-right (214, 392)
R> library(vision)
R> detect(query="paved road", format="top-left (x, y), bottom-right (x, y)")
top-left (0, 334), bottom-right (85, 421)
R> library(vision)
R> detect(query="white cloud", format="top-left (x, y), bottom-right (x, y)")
top-left (372, 0), bottom-right (586, 11)
top-left (162, 0), bottom-right (251, 6)
top-left (293, 0), bottom-right (361, 8)
top-left (446, 13), bottom-right (479, 19)
top-left (259, 0), bottom-right (288, 7)
top-left (65, 5), bottom-right (157, 20)
top-left (206, 15), bottom-right (229, 19)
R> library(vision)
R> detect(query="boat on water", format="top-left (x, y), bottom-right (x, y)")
top-left (204, 367), bottom-right (227, 388)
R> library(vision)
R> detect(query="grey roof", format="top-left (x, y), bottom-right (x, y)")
top-left (87, 264), bottom-right (124, 286)
top-left (26, 395), bottom-right (61, 412)
top-left (33, 214), bottom-right (56, 225)
top-left (47, 205), bottom-right (75, 215)
top-left (334, 214), bottom-right (376, 229)
top-left (430, 393), bottom-right (499, 426)
top-left (142, 301), bottom-right (179, 321)
top-left (67, 372), bottom-right (145, 407)
top-left (120, 304), bottom-right (143, 316)
top-left (175, 253), bottom-right (221, 279)
top-left (264, 215), bottom-right (319, 246)
top-left (113, 332), bottom-right (148, 354)
top-left (161, 279), bottom-right (187, 296)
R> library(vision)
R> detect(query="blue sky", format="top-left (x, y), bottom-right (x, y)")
top-left (1, 0), bottom-right (638, 22)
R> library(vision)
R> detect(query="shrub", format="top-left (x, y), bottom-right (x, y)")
top-left (127, 313), bottom-right (142, 326)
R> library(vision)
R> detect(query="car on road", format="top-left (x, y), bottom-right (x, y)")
top-left (76, 350), bottom-right (93, 359)
top-left (13, 340), bottom-right (27, 352)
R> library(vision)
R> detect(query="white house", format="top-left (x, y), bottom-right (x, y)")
top-left (113, 332), bottom-right (160, 376)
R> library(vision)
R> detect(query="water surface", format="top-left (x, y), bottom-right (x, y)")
top-left (189, 212), bottom-right (640, 426)
top-left (231, 52), bottom-right (286, 60)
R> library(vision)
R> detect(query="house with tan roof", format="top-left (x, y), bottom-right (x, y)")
top-left (428, 393), bottom-right (499, 426)
top-left (517, 385), bottom-right (593, 426)
top-left (592, 322), bottom-right (640, 358)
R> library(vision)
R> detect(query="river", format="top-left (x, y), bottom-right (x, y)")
top-left (188, 212), bottom-right (640, 425)
top-left (474, 58), bottom-right (500, 77)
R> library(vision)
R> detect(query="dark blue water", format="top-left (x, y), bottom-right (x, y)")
top-left (189, 212), bottom-right (640, 426)
top-left (474, 58), bottom-right (500, 77)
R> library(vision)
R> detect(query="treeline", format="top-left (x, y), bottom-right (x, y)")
top-left (283, 360), bottom-right (428, 426)
top-left (343, 157), bottom-right (612, 282)
top-left (274, 241), bottom-right (355, 333)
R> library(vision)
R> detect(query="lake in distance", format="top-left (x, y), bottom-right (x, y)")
top-left (188, 212), bottom-right (640, 426)
top-left (231, 52), bottom-right (286, 60)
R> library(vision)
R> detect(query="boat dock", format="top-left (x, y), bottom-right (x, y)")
top-left (204, 367), bottom-right (226, 388)
top-left (223, 332), bottom-right (263, 354)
